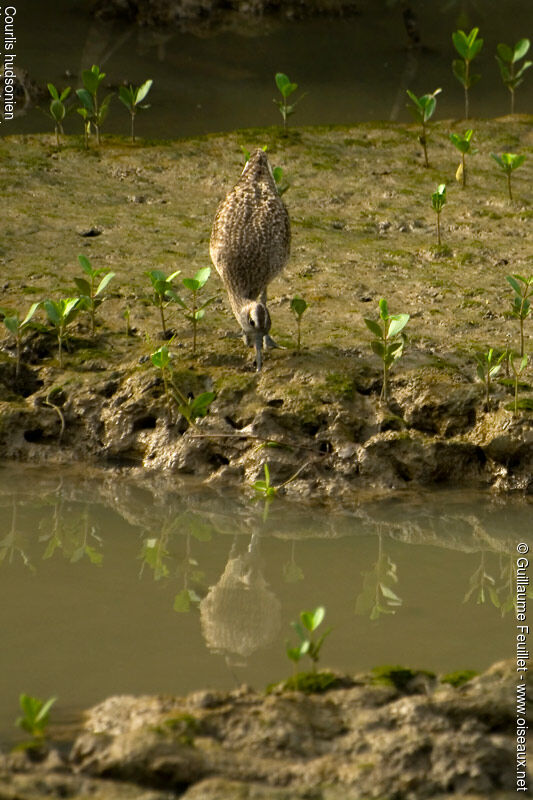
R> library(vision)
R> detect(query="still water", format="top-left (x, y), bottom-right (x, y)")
top-left (5, 0), bottom-right (533, 139)
top-left (1, 462), bottom-right (530, 747)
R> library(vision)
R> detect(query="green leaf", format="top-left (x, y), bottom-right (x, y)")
top-left (290, 297), bottom-right (308, 317)
top-left (47, 83), bottom-right (59, 101)
top-left (95, 272), bottom-right (115, 297)
top-left (118, 86), bottom-right (133, 110)
top-left (275, 72), bottom-right (291, 93)
top-left (378, 298), bottom-right (389, 320)
top-left (506, 275), bottom-right (522, 295)
top-left (50, 99), bottom-right (65, 123)
top-left (182, 277), bottom-right (200, 292)
top-left (496, 42), bottom-right (513, 63)
top-left (78, 254), bottom-right (93, 275)
top-left (514, 38), bottom-right (530, 62)
top-left (22, 302), bottom-right (41, 326)
top-left (74, 277), bottom-right (91, 296)
top-left (59, 87), bottom-right (71, 102)
top-left (44, 300), bottom-right (61, 326)
top-left (371, 340), bottom-right (386, 359)
top-left (173, 589), bottom-right (190, 613)
top-left (364, 318), bottom-right (383, 338)
top-left (3, 315), bottom-right (19, 334)
top-left (194, 267), bottom-right (211, 287)
top-left (76, 88), bottom-right (94, 112)
top-left (452, 30), bottom-right (470, 59)
top-left (452, 59), bottom-right (466, 86)
top-left (82, 66), bottom-right (103, 94)
top-left (135, 79), bottom-right (153, 104)
top-left (387, 313), bottom-right (410, 338)
top-left (188, 391), bottom-right (216, 419)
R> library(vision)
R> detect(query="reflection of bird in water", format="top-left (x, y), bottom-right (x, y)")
top-left (200, 533), bottom-right (281, 666)
top-left (210, 148), bottom-right (291, 370)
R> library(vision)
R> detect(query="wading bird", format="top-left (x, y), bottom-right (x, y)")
top-left (210, 148), bottom-right (290, 370)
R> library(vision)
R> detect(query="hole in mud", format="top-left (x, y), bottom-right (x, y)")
top-left (319, 441), bottom-right (333, 454)
top-left (132, 415), bottom-right (157, 432)
top-left (266, 398), bottom-right (283, 408)
top-left (23, 428), bottom-right (46, 443)
top-left (208, 453), bottom-right (230, 468)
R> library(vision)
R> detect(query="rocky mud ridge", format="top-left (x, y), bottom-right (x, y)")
top-left (0, 121), bottom-right (532, 499)
top-left (0, 660), bottom-right (528, 800)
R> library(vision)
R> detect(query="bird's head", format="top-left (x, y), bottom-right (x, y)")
top-left (239, 301), bottom-right (271, 371)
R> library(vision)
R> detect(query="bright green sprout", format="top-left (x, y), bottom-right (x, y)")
top-left (405, 87), bottom-right (441, 167)
top-left (495, 39), bottom-right (532, 114)
top-left (510, 353), bottom-right (529, 416)
top-left (273, 72), bottom-right (307, 132)
top-left (0, 302), bottom-right (41, 377)
top-left (449, 129), bottom-right (476, 188)
top-left (118, 79), bottom-right (153, 142)
top-left (175, 267), bottom-right (215, 355)
top-left (43, 297), bottom-right (82, 368)
top-left (150, 344), bottom-right (215, 424)
top-left (288, 606), bottom-right (331, 673)
top-left (506, 274), bottom-right (533, 356)
top-left (76, 65), bottom-right (113, 146)
top-left (452, 27), bottom-right (483, 119)
top-left (431, 183), bottom-right (446, 246)
top-left (491, 153), bottom-right (526, 202)
top-left (475, 347), bottom-right (504, 411)
top-left (146, 269), bottom-right (181, 338)
top-left (253, 463), bottom-right (276, 498)
top-left (364, 298), bottom-right (410, 403)
top-left (290, 296), bottom-right (308, 353)
top-left (15, 693), bottom-right (57, 747)
top-left (75, 254), bottom-right (115, 336)
top-left (46, 83), bottom-right (71, 147)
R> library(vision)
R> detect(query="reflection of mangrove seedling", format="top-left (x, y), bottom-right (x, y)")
top-left (364, 298), bottom-right (409, 402)
top-left (431, 183), bottom-right (446, 246)
top-left (75, 254), bottom-right (115, 336)
top-left (0, 500), bottom-right (35, 572)
top-left (138, 532), bottom-right (171, 581)
top-left (43, 297), bottom-right (82, 368)
top-left (452, 27), bottom-right (483, 119)
top-left (506, 273), bottom-right (533, 356)
top-left (290, 296), bottom-right (308, 352)
top-left (491, 152), bottom-right (525, 202)
top-left (118, 79), bottom-right (153, 142)
top-left (289, 606), bottom-right (331, 673)
top-left (495, 39), bottom-right (532, 114)
top-left (146, 269), bottom-right (181, 338)
top-left (174, 529), bottom-right (207, 613)
top-left (475, 348), bottom-right (504, 411)
top-left (42, 506), bottom-right (102, 565)
top-left (355, 535), bottom-right (402, 620)
top-left (0, 301), bottom-right (41, 376)
top-left (46, 83), bottom-right (71, 147)
top-left (176, 267), bottom-right (215, 355)
top-left (406, 87), bottom-right (441, 167)
top-left (15, 694), bottom-right (56, 750)
top-left (509, 353), bottom-right (529, 415)
top-left (273, 72), bottom-right (307, 132)
top-left (450, 129), bottom-right (476, 188)
top-left (76, 65), bottom-right (112, 146)
top-left (463, 551), bottom-right (497, 606)
top-left (283, 540), bottom-right (304, 583)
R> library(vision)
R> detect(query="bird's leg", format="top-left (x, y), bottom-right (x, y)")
top-left (259, 289), bottom-right (284, 350)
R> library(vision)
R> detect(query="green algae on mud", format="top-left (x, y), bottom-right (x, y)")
top-left (0, 121), bottom-right (532, 497)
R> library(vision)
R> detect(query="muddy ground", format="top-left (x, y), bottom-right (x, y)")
top-left (0, 119), bottom-right (532, 499)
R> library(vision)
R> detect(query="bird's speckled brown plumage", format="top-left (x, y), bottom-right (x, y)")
top-left (210, 148), bottom-right (290, 328)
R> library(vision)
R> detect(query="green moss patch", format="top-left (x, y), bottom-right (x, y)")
top-left (440, 670), bottom-right (479, 688)
top-left (370, 665), bottom-right (436, 692)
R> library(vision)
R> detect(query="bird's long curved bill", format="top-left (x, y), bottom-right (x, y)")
top-left (254, 335), bottom-right (264, 371)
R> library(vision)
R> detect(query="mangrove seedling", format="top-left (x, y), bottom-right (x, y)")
top-left (146, 269), bottom-right (181, 337)
top-left (475, 348), bottom-right (504, 411)
top-left (75, 254), bottom-right (115, 335)
top-left (47, 83), bottom-right (71, 147)
top-left (15, 694), bottom-right (56, 747)
top-left (406, 87), bottom-right (441, 167)
top-left (0, 302), bottom-right (41, 377)
top-left (450, 129), bottom-right (476, 187)
top-left (452, 27), bottom-right (483, 119)
top-left (76, 65), bottom-right (112, 146)
top-left (491, 153), bottom-right (525, 202)
top-left (176, 390), bottom-right (216, 426)
top-left (176, 267), bottom-right (214, 355)
top-left (506, 273), bottom-right (533, 356)
top-left (431, 183), bottom-right (446, 246)
top-left (510, 353), bottom-right (529, 415)
top-left (151, 344), bottom-right (174, 418)
top-left (495, 39), bottom-right (532, 114)
top-left (118, 79), bottom-right (153, 142)
top-left (43, 298), bottom-right (82, 368)
top-left (253, 463), bottom-right (277, 499)
top-left (273, 72), bottom-right (307, 132)
top-left (290, 606), bottom-right (331, 673)
top-left (290, 296), bottom-right (308, 352)
top-left (364, 298), bottom-right (410, 402)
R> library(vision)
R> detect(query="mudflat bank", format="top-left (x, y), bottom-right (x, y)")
top-left (0, 660), bottom-right (528, 800)
top-left (0, 120), bottom-right (532, 499)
